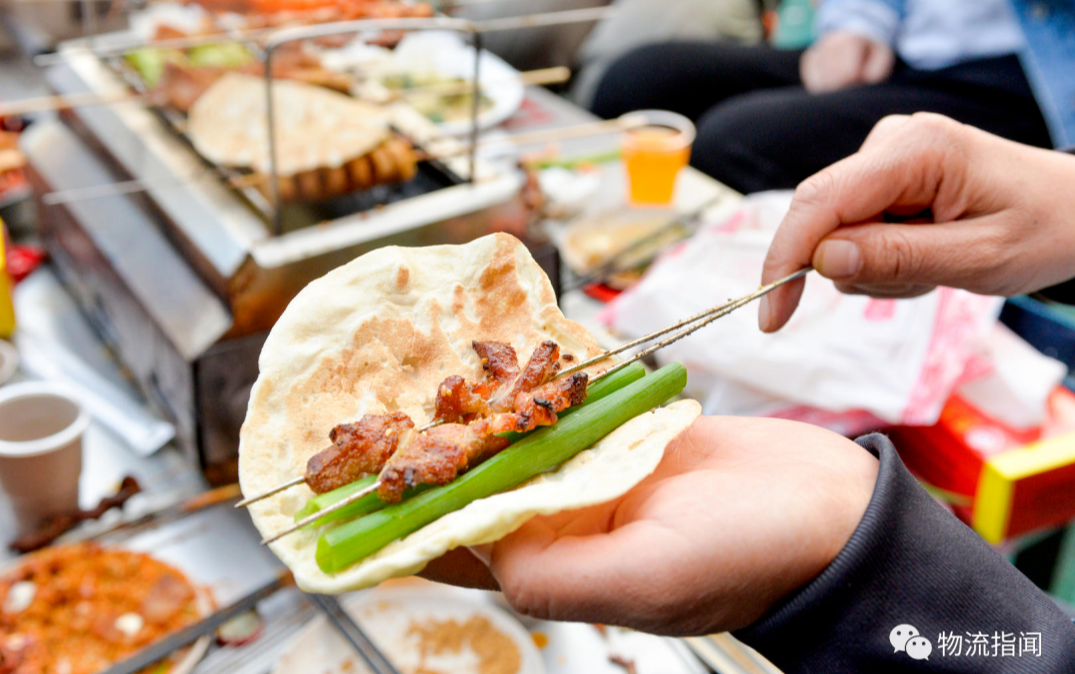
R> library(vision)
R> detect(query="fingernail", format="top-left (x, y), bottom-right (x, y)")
top-left (758, 295), bottom-right (772, 331)
top-left (816, 240), bottom-right (862, 279)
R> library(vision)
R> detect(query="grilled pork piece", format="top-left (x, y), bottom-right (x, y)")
top-left (306, 340), bottom-right (586, 500)
top-left (377, 370), bottom-right (588, 502)
top-left (434, 341), bottom-right (519, 423)
top-left (305, 412), bottom-right (413, 494)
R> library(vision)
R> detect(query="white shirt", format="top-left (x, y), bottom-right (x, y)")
top-left (817, 0), bottom-right (1026, 70)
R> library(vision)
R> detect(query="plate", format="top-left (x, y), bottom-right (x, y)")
top-left (274, 588), bottom-right (544, 674)
top-left (0, 545), bottom-right (212, 674)
top-left (368, 31), bottom-right (524, 136)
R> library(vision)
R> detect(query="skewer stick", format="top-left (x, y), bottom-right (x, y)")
top-left (33, 27), bottom-right (280, 67)
top-left (34, 8), bottom-right (615, 68)
top-left (234, 476), bottom-right (306, 509)
top-left (261, 479), bottom-right (381, 545)
top-left (560, 268), bottom-right (813, 381)
top-left (41, 113), bottom-right (645, 205)
top-left (0, 90), bottom-right (145, 117)
top-left (0, 67), bottom-right (569, 118)
top-left (259, 358), bottom-right (608, 545)
top-left (391, 66), bottom-right (570, 100)
top-left (245, 267), bottom-right (811, 525)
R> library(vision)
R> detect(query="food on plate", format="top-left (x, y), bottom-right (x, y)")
top-left (408, 615), bottom-right (521, 674)
top-left (561, 214), bottom-right (668, 275)
top-left (239, 233), bottom-right (700, 593)
top-left (272, 589), bottom-right (539, 674)
top-left (381, 72), bottom-right (494, 124)
top-left (126, 26), bottom-right (352, 110)
top-left (187, 73), bottom-right (416, 201)
top-left (0, 543), bottom-right (203, 674)
top-left (561, 211), bottom-right (695, 290)
top-left (189, 0), bottom-right (434, 24)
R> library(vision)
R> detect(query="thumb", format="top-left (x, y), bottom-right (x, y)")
top-left (813, 219), bottom-right (1005, 292)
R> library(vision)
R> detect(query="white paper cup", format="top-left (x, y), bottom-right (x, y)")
top-left (0, 382), bottom-right (89, 535)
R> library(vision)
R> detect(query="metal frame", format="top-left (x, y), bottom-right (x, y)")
top-left (261, 16), bottom-right (485, 234)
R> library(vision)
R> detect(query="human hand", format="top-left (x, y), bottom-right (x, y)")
top-left (423, 416), bottom-right (878, 634)
top-left (800, 31), bottom-right (895, 93)
top-left (758, 113), bottom-right (1075, 332)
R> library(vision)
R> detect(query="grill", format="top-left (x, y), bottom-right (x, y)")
top-left (22, 16), bottom-right (534, 481)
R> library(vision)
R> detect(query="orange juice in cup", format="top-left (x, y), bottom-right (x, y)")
top-left (620, 110), bottom-right (695, 206)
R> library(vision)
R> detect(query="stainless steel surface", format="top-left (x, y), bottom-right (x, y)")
top-left (309, 594), bottom-right (402, 674)
top-left (40, 42), bottom-right (523, 335)
top-left (99, 571), bottom-right (292, 674)
top-left (3, 269), bottom-right (280, 602)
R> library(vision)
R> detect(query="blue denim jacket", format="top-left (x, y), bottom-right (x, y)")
top-left (819, 0), bottom-right (1075, 147)
top-left (1013, 0), bottom-right (1075, 148)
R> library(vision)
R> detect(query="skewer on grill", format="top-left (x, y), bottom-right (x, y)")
top-left (41, 113), bottom-right (645, 206)
top-left (0, 67), bottom-right (570, 118)
top-left (248, 267), bottom-right (813, 544)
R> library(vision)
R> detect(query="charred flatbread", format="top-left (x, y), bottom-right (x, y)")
top-left (188, 72), bottom-right (390, 176)
top-left (239, 233), bottom-right (700, 593)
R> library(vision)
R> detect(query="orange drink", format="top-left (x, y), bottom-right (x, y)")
top-left (620, 111), bottom-right (695, 206)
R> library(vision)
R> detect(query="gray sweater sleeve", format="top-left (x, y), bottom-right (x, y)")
top-left (734, 433), bottom-right (1075, 673)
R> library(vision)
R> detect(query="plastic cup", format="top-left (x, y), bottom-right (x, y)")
top-left (620, 110), bottom-right (695, 206)
top-left (0, 382), bottom-right (89, 535)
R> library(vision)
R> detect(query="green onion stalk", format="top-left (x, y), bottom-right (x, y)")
top-left (316, 362), bottom-right (687, 573)
top-left (294, 362), bottom-right (647, 528)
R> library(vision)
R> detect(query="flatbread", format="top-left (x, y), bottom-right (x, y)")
top-left (187, 72), bottom-right (390, 176)
top-left (239, 233), bottom-right (700, 593)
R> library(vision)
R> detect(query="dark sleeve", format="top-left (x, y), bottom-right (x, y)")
top-left (734, 433), bottom-right (1075, 673)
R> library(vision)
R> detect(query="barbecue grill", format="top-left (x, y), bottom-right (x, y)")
top-left (21, 16), bottom-right (534, 482)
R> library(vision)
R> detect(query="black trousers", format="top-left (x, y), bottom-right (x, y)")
top-left (590, 42), bottom-right (1053, 194)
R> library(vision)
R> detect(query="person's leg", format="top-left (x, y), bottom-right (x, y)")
top-left (692, 56), bottom-right (1052, 193)
top-left (589, 41), bottom-right (803, 121)
top-left (887, 55), bottom-right (1052, 149)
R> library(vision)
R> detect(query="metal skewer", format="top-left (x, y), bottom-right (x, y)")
top-left (558, 267), bottom-right (812, 380)
top-left (261, 479), bottom-right (383, 545)
top-left (253, 267), bottom-right (812, 544)
top-left (259, 357), bottom-right (624, 545)
top-left (41, 113), bottom-right (644, 206)
top-left (234, 476), bottom-right (306, 509)
top-left (0, 66), bottom-right (569, 118)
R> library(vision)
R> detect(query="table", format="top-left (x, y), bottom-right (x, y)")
top-left (0, 84), bottom-right (735, 674)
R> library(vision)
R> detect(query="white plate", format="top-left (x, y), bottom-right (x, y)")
top-left (274, 587), bottom-right (544, 674)
top-left (377, 31), bottom-right (525, 136)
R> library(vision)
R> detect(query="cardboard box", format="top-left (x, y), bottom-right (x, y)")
top-left (888, 387), bottom-right (1075, 543)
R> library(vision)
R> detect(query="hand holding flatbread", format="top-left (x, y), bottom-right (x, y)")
top-left (239, 234), bottom-right (698, 593)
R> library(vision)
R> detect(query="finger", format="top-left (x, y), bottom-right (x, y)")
top-left (859, 114), bottom-right (910, 148)
top-left (832, 280), bottom-right (936, 299)
top-left (814, 219), bottom-right (1009, 291)
top-left (419, 546), bottom-right (500, 590)
top-left (798, 49), bottom-right (818, 91)
top-left (861, 43), bottom-right (895, 83)
top-left (490, 516), bottom-right (676, 626)
top-left (759, 117), bottom-right (962, 331)
top-left (816, 42), bottom-right (862, 93)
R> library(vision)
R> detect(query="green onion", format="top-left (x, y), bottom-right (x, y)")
top-left (294, 362), bottom-right (646, 527)
top-left (316, 362), bottom-right (686, 573)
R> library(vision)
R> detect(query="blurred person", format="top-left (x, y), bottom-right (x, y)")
top-left (424, 113), bottom-right (1075, 671)
top-left (590, 0), bottom-right (1074, 195)
top-left (570, 0), bottom-right (776, 108)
